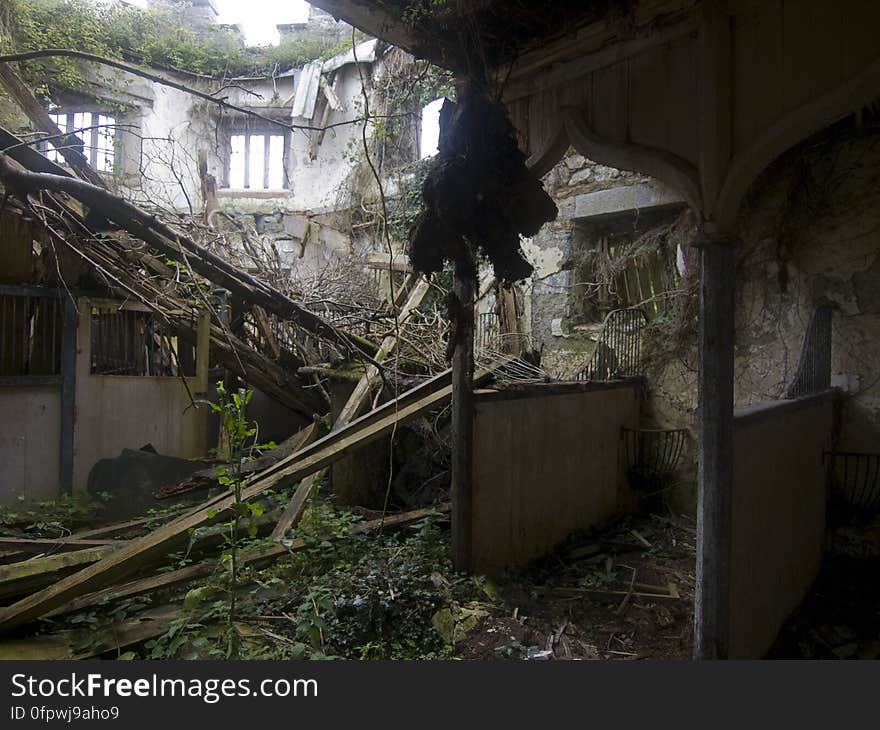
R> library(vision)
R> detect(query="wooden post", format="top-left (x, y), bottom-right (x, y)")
top-left (195, 308), bottom-right (211, 395)
top-left (58, 294), bottom-right (77, 495)
top-left (451, 253), bottom-right (476, 572)
top-left (694, 234), bottom-right (735, 659)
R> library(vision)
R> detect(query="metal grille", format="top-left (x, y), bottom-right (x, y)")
top-left (90, 307), bottom-right (195, 376)
top-left (622, 427), bottom-right (688, 492)
top-left (475, 311), bottom-right (500, 352)
top-left (785, 304), bottom-right (833, 398)
top-left (825, 451), bottom-right (880, 514)
top-left (573, 308), bottom-right (646, 381)
top-left (0, 293), bottom-right (62, 376)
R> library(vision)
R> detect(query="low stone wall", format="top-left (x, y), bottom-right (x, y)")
top-left (729, 391), bottom-right (834, 658)
top-left (470, 381), bottom-right (640, 574)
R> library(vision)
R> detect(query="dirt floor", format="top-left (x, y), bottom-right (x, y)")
top-left (455, 512), bottom-right (696, 660)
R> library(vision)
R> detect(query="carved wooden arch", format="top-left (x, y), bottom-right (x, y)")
top-left (562, 107), bottom-right (703, 214)
top-left (524, 120), bottom-right (569, 179)
top-left (715, 56), bottom-right (880, 232)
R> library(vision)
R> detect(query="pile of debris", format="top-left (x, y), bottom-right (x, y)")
top-left (0, 64), bottom-right (471, 653)
top-left (0, 364), bottom-right (487, 656)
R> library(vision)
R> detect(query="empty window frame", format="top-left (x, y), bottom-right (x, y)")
top-left (419, 98), bottom-right (445, 159)
top-left (226, 130), bottom-right (286, 190)
top-left (45, 111), bottom-right (117, 172)
top-left (90, 307), bottom-right (195, 377)
top-left (0, 293), bottom-right (63, 377)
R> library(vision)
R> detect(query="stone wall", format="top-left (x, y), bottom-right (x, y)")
top-left (523, 150), bottom-right (654, 377)
top-left (278, 6), bottom-right (354, 46)
top-left (524, 121), bottom-right (880, 512)
top-left (648, 120), bottom-right (880, 509)
top-left (734, 122), bottom-right (880, 451)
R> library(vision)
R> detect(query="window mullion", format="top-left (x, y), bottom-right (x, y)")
top-left (263, 134), bottom-right (270, 189)
top-left (244, 133), bottom-right (251, 188)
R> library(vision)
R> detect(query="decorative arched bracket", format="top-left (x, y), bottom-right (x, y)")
top-left (524, 120), bottom-right (570, 179)
top-left (715, 56), bottom-right (880, 231)
top-left (563, 106), bottom-right (703, 214)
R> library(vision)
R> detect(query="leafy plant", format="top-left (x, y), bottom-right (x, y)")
top-left (201, 381), bottom-right (265, 658)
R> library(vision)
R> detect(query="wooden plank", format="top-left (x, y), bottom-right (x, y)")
top-left (628, 44), bottom-right (669, 152)
top-left (0, 546), bottom-right (117, 602)
top-left (0, 537), bottom-right (122, 552)
top-left (591, 63), bottom-right (629, 144)
top-left (0, 605), bottom-right (178, 660)
top-left (333, 277), bottom-right (431, 429)
top-left (158, 423), bottom-right (317, 499)
top-left (0, 365), bottom-right (488, 631)
top-left (364, 252), bottom-right (413, 272)
top-left (270, 469), bottom-right (325, 540)
top-left (67, 514), bottom-right (178, 540)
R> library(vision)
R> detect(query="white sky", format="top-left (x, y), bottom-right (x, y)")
top-left (123, 1), bottom-right (311, 46)
top-left (215, 0), bottom-right (310, 46)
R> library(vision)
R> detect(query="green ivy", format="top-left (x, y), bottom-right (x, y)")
top-left (0, 0), bottom-right (342, 95)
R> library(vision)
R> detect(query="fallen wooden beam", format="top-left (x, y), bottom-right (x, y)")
top-left (270, 469), bottom-right (325, 540)
top-left (0, 365), bottom-right (492, 632)
top-left (47, 504), bottom-right (450, 620)
top-left (0, 153), bottom-right (367, 359)
top-left (0, 546), bottom-right (117, 603)
top-left (20, 504), bottom-right (447, 656)
top-left (333, 277), bottom-right (432, 429)
top-left (0, 63), bottom-right (107, 188)
top-left (364, 252), bottom-right (413, 272)
top-left (0, 605), bottom-right (178, 660)
top-left (0, 537), bottom-right (123, 553)
top-left (157, 423), bottom-right (318, 500)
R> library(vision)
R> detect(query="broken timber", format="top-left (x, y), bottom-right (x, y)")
top-left (0, 63), bottom-right (107, 188)
top-left (0, 152), bottom-right (371, 360)
top-left (0, 366), bottom-right (495, 632)
top-left (333, 276), bottom-right (432, 429)
top-left (158, 423), bottom-right (318, 499)
top-left (270, 469), bottom-right (326, 540)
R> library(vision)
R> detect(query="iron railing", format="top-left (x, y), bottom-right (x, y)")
top-left (573, 308), bottom-right (647, 381)
top-left (785, 304), bottom-right (833, 398)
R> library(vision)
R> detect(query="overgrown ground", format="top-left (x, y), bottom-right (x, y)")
top-left (1, 494), bottom-right (696, 660)
top-left (8, 491), bottom-right (880, 660)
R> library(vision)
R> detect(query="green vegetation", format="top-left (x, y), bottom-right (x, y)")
top-left (0, 492), bottom-right (107, 536)
top-left (56, 501), bottom-right (468, 660)
top-left (143, 507), bottom-right (459, 660)
top-left (0, 0), bottom-right (348, 95)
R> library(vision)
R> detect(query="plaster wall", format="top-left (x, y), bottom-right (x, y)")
top-left (71, 299), bottom-right (208, 490)
top-left (0, 385), bottom-right (61, 502)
